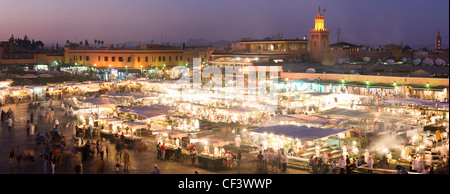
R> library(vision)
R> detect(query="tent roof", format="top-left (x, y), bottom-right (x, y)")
top-left (119, 105), bottom-right (174, 118)
top-left (251, 125), bottom-right (347, 141)
top-left (103, 93), bottom-right (157, 99)
top-left (77, 98), bottom-right (116, 105)
top-left (382, 98), bottom-right (441, 106)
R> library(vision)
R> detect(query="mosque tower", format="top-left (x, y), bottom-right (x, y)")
top-left (435, 31), bottom-right (442, 50)
top-left (309, 7), bottom-right (329, 63)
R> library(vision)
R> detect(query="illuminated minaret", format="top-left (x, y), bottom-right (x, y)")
top-left (309, 7), bottom-right (329, 63)
top-left (435, 31), bottom-right (442, 50)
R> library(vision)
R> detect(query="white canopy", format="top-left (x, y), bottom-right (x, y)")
top-left (251, 125), bottom-right (347, 141)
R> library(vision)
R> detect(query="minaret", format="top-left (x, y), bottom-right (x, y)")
top-left (309, 7), bottom-right (329, 63)
top-left (435, 31), bottom-right (442, 50)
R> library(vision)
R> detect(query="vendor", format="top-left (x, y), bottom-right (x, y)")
top-left (202, 145), bottom-right (210, 155)
top-left (214, 146), bottom-right (220, 157)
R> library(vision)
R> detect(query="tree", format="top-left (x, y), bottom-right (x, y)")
top-left (80, 41), bottom-right (83, 46)
top-left (94, 39), bottom-right (97, 47)
top-left (85, 39), bottom-right (89, 46)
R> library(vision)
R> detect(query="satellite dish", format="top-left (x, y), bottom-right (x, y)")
top-left (386, 59), bottom-right (395, 65)
top-left (306, 68), bottom-right (316, 73)
top-left (363, 57), bottom-right (370, 62)
top-left (402, 58), bottom-right (407, 63)
top-left (435, 58), bottom-right (444, 66)
top-left (424, 58), bottom-right (434, 66)
top-left (413, 59), bottom-right (421, 66)
top-left (377, 59), bottom-right (382, 64)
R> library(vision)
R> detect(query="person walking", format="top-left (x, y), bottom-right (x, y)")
top-left (225, 151), bottom-right (233, 168)
top-left (367, 156), bottom-right (374, 174)
top-left (281, 151), bottom-right (288, 172)
top-left (160, 143), bottom-right (167, 160)
top-left (9, 148), bottom-right (15, 167)
top-left (51, 155), bottom-right (57, 174)
top-left (99, 143), bottom-right (105, 160)
top-left (6, 116), bottom-right (13, 131)
top-left (152, 164), bottom-right (161, 174)
top-left (123, 150), bottom-right (130, 172)
top-left (257, 151), bottom-right (263, 171)
top-left (156, 142), bottom-right (161, 159)
top-left (115, 152), bottom-right (121, 172)
top-left (338, 156), bottom-right (346, 174)
top-left (43, 152), bottom-right (49, 174)
top-left (237, 149), bottom-right (242, 166)
top-left (190, 147), bottom-right (197, 166)
top-left (105, 139), bottom-right (110, 158)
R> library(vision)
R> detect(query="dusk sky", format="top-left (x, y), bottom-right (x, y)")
top-left (1, 0), bottom-right (448, 48)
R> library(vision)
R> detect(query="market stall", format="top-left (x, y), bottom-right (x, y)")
top-left (195, 137), bottom-right (231, 171)
top-left (75, 98), bottom-right (117, 117)
top-left (101, 93), bottom-right (159, 107)
top-left (118, 105), bottom-right (174, 129)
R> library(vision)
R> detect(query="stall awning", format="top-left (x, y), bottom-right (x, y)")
top-left (122, 121), bottom-right (148, 130)
top-left (154, 129), bottom-right (189, 138)
top-left (102, 93), bottom-right (157, 99)
top-left (99, 117), bottom-right (123, 124)
top-left (269, 114), bottom-right (342, 126)
top-left (119, 105), bottom-right (174, 118)
top-left (77, 98), bottom-right (117, 105)
top-left (251, 125), bottom-right (348, 141)
top-left (198, 137), bottom-right (230, 147)
top-left (382, 99), bottom-right (438, 106)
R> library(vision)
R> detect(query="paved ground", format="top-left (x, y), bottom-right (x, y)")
top-left (0, 101), bottom-right (310, 174)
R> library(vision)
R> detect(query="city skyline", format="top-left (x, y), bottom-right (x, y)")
top-left (0, 0), bottom-right (449, 48)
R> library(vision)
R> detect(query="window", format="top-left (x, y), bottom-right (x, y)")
top-left (187, 58), bottom-right (189, 62)
top-left (74, 56), bottom-right (76, 60)
top-left (112, 57), bottom-right (115, 62)
top-left (86, 56), bottom-right (89, 61)
top-left (118, 57), bottom-right (123, 62)
top-left (163, 56), bottom-right (165, 61)
top-left (145, 56), bottom-right (148, 62)
top-left (169, 56), bottom-right (171, 61)
top-left (176, 56), bottom-right (178, 61)
top-left (128, 57), bottom-right (131, 62)
top-left (180, 56), bottom-right (183, 61)
top-left (80, 56), bottom-right (82, 60)
top-left (104, 56), bottom-right (108, 61)
top-left (152, 56), bottom-right (156, 62)
top-left (138, 57), bottom-right (140, 62)
top-left (98, 56), bottom-right (101, 61)
top-left (159, 56), bottom-right (161, 61)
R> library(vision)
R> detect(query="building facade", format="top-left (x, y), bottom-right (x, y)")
top-left (63, 44), bottom-right (206, 69)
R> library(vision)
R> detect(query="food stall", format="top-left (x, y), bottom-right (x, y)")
top-left (74, 98), bottom-right (117, 117)
top-left (118, 105), bottom-right (174, 126)
top-left (101, 93), bottom-right (159, 107)
top-left (265, 114), bottom-right (342, 128)
top-left (249, 124), bottom-right (348, 168)
top-left (154, 129), bottom-right (191, 160)
top-left (195, 137), bottom-right (231, 171)
top-left (121, 121), bottom-right (148, 143)
top-left (98, 117), bottom-right (124, 140)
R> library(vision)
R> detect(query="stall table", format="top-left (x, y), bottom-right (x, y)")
top-left (197, 155), bottom-right (225, 171)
